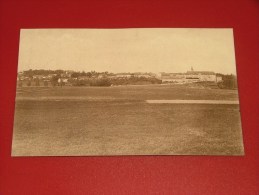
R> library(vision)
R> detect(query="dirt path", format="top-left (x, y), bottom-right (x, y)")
top-left (146, 100), bottom-right (239, 104)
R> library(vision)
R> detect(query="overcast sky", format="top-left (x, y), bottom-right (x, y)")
top-left (18, 28), bottom-right (237, 74)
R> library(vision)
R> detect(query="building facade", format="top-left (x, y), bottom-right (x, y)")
top-left (158, 69), bottom-right (222, 83)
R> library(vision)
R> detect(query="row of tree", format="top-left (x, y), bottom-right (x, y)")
top-left (18, 76), bottom-right (162, 87)
top-left (217, 74), bottom-right (238, 89)
top-left (71, 77), bottom-right (162, 86)
top-left (22, 69), bottom-right (65, 77)
top-left (21, 69), bottom-right (111, 78)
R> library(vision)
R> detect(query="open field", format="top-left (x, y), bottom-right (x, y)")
top-left (12, 85), bottom-right (244, 156)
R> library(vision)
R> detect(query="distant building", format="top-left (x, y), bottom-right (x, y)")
top-left (115, 72), bottom-right (155, 78)
top-left (158, 68), bottom-right (220, 83)
top-left (185, 70), bottom-right (216, 82)
top-left (216, 75), bottom-right (223, 82)
top-left (107, 73), bottom-right (116, 79)
top-left (132, 73), bottom-right (152, 78)
top-left (157, 72), bottom-right (186, 83)
top-left (47, 74), bottom-right (57, 79)
top-left (115, 73), bottom-right (133, 78)
top-left (78, 76), bottom-right (89, 80)
top-left (33, 75), bottom-right (46, 79)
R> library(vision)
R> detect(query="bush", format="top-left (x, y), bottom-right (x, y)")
top-left (18, 81), bottom-right (23, 87)
top-left (90, 78), bottom-right (111, 86)
top-left (26, 81), bottom-right (31, 87)
top-left (109, 77), bottom-right (162, 86)
top-left (44, 81), bottom-right (48, 87)
top-left (71, 79), bottom-right (90, 86)
top-left (217, 75), bottom-right (237, 89)
top-left (35, 78), bottom-right (40, 86)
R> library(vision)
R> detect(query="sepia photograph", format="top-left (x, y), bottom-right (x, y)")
top-left (12, 28), bottom-right (244, 156)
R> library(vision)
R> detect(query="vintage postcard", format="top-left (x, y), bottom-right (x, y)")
top-left (12, 28), bottom-right (244, 156)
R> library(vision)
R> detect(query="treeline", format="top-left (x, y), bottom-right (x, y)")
top-left (71, 77), bottom-right (162, 87)
top-left (22, 69), bottom-right (110, 78)
top-left (70, 71), bottom-right (109, 78)
top-left (23, 69), bottom-right (65, 77)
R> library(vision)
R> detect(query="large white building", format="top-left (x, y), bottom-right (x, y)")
top-left (158, 69), bottom-right (222, 83)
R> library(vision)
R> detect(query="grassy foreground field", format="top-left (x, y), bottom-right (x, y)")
top-left (12, 85), bottom-right (244, 156)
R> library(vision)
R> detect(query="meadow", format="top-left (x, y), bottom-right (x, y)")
top-left (12, 85), bottom-right (244, 156)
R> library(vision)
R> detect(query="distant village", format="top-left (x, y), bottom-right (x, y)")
top-left (16, 68), bottom-right (237, 89)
